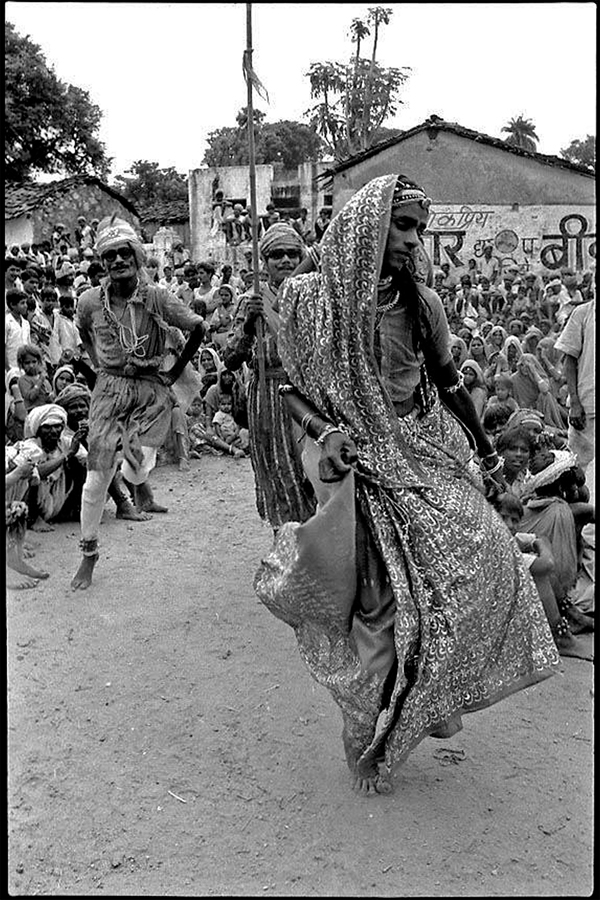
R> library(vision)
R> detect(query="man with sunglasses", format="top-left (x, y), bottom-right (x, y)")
top-left (70, 216), bottom-right (205, 591)
top-left (223, 223), bottom-right (317, 532)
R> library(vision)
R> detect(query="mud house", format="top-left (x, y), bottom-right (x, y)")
top-left (320, 116), bottom-right (596, 275)
top-left (137, 199), bottom-right (190, 248)
top-left (4, 176), bottom-right (139, 249)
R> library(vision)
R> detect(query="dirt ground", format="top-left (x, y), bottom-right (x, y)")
top-left (7, 456), bottom-right (594, 897)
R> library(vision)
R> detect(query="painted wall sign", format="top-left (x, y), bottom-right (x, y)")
top-left (424, 205), bottom-right (595, 272)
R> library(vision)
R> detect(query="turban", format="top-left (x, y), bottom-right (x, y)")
top-left (55, 383), bottom-right (92, 410)
top-left (95, 215), bottom-right (145, 268)
top-left (259, 223), bottom-right (304, 259)
top-left (24, 404), bottom-right (68, 438)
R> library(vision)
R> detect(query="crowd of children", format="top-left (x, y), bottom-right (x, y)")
top-left (5, 222), bottom-right (595, 661)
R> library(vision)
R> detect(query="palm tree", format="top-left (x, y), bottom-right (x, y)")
top-left (501, 115), bottom-right (539, 152)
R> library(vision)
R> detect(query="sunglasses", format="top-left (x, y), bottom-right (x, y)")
top-left (268, 249), bottom-right (301, 260)
top-left (101, 247), bottom-right (134, 263)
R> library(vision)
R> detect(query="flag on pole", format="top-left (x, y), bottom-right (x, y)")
top-left (242, 49), bottom-right (270, 103)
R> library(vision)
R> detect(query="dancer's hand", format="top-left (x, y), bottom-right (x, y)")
top-left (161, 367), bottom-right (176, 386)
top-left (318, 431), bottom-right (358, 483)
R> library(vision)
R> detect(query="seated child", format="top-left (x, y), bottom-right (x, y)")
top-left (496, 425), bottom-right (534, 498)
top-left (17, 343), bottom-right (54, 412)
top-left (211, 394), bottom-right (248, 458)
top-left (482, 405), bottom-right (513, 447)
top-left (484, 373), bottom-right (519, 418)
top-left (494, 491), bottom-right (591, 660)
top-left (186, 393), bottom-right (242, 459)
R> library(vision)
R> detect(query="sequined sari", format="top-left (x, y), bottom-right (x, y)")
top-left (255, 174), bottom-right (560, 778)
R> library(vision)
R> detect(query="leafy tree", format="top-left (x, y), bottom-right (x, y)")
top-left (560, 135), bottom-right (595, 172)
top-left (203, 108), bottom-right (325, 168)
top-left (501, 114), bottom-right (539, 152)
top-left (111, 160), bottom-right (189, 207)
top-left (5, 21), bottom-right (110, 182)
top-left (305, 6), bottom-right (410, 161)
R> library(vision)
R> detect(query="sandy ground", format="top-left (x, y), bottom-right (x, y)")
top-left (7, 456), bottom-right (594, 897)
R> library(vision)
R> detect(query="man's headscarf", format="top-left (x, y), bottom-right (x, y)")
top-left (95, 214), bottom-right (145, 268)
top-left (55, 383), bottom-right (92, 410)
top-left (259, 222), bottom-right (304, 259)
top-left (24, 404), bottom-right (67, 438)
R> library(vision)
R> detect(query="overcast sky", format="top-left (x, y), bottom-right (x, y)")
top-left (6, 1), bottom-right (597, 179)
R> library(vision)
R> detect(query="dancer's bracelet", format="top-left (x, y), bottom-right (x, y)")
top-left (481, 459), bottom-right (503, 475)
top-left (316, 424), bottom-right (343, 447)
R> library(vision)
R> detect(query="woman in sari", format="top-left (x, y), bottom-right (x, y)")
top-left (254, 174), bottom-right (559, 795)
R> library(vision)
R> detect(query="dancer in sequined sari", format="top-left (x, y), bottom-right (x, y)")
top-left (254, 174), bottom-right (560, 794)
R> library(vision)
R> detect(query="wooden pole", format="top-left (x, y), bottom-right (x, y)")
top-left (245, 2), bottom-right (266, 389)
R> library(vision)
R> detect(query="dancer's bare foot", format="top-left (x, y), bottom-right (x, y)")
top-left (115, 501), bottom-right (152, 522)
top-left (565, 607), bottom-right (594, 634)
top-left (178, 457), bottom-right (191, 471)
top-left (556, 633), bottom-right (594, 661)
top-left (30, 517), bottom-right (54, 533)
top-left (352, 773), bottom-right (393, 795)
top-left (71, 554), bottom-right (98, 591)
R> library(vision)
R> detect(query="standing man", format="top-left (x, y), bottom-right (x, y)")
top-left (479, 244), bottom-right (500, 286)
top-left (554, 296), bottom-right (595, 478)
top-left (223, 223), bottom-right (317, 533)
top-left (70, 216), bottom-right (205, 590)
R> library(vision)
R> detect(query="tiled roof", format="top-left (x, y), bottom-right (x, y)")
top-left (4, 175), bottom-right (139, 219)
top-left (319, 116), bottom-right (596, 179)
top-left (137, 199), bottom-right (189, 224)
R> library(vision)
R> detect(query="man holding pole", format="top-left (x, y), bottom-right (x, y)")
top-left (224, 3), bottom-right (315, 534)
top-left (222, 224), bottom-right (317, 532)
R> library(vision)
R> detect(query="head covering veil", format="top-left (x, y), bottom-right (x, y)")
top-left (279, 174), bottom-right (438, 489)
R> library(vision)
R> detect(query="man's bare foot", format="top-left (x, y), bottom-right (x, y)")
top-left (139, 501), bottom-right (168, 513)
top-left (6, 547), bottom-right (50, 579)
top-left (556, 634), bottom-right (594, 661)
top-left (178, 457), bottom-right (191, 471)
top-left (6, 573), bottom-right (39, 590)
top-left (71, 554), bottom-right (98, 591)
top-left (115, 501), bottom-right (152, 521)
top-left (30, 518), bottom-right (54, 533)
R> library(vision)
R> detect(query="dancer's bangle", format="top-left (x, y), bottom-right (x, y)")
top-left (316, 424), bottom-right (343, 447)
top-left (441, 371), bottom-right (464, 394)
top-left (300, 412), bottom-right (318, 435)
top-left (481, 459), bottom-right (503, 476)
top-left (481, 450), bottom-right (499, 462)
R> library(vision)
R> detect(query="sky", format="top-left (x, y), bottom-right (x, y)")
top-left (6, 1), bottom-right (597, 180)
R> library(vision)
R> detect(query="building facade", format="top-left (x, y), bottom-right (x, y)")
top-left (323, 118), bottom-right (595, 274)
top-left (5, 176), bottom-right (139, 249)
